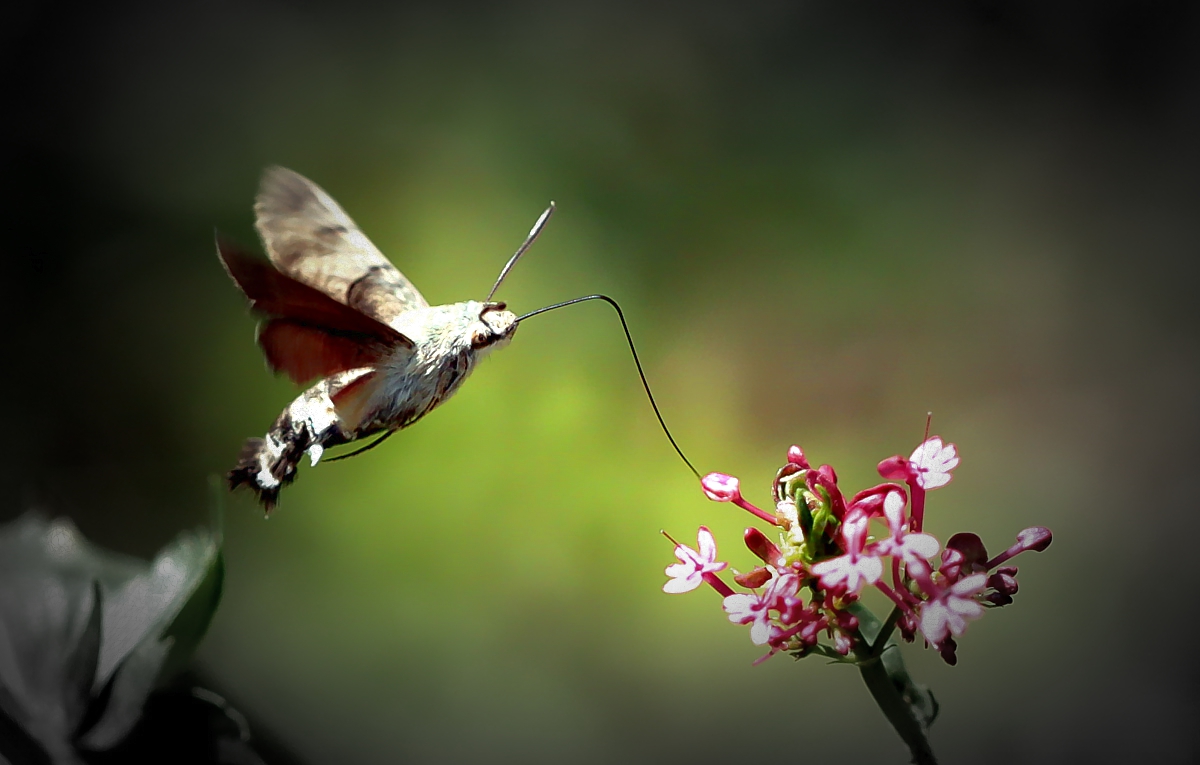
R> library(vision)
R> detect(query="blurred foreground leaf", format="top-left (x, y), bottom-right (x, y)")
top-left (0, 513), bottom-right (227, 763)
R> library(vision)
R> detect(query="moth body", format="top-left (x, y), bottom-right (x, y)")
top-left (366, 300), bottom-right (517, 431)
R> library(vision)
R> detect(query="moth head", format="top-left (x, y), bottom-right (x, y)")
top-left (470, 301), bottom-right (518, 351)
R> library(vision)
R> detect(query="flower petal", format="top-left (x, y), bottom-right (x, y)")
top-left (696, 526), bottom-right (717, 562)
top-left (950, 573), bottom-right (988, 596)
top-left (904, 533), bottom-right (941, 560)
top-left (920, 601), bottom-right (950, 644)
top-left (748, 617), bottom-right (772, 645)
top-left (663, 572), bottom-right (701, 594)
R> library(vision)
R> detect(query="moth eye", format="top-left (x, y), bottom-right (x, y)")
top-left (470, 330), bottom-right (490, 350)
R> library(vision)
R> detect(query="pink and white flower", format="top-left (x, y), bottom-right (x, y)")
top-left (908, 436), bottom-right (959, 490)
top-left (811, 510), bottom-right (883, 593)
top-left (665, 437), bottom-right (1050, 672)
top-left (723, 572), bottom-right (802, 645)
top-left (663, 526), bottom-right (727, 594)
top-left (919, 573), bottom-right (987, 645)
top-left (879, 436), bottom-right (959, 532)
top-left (811, 552), bottom-right (883, 595)
top-left (874, 489), bottom-right (941, 565)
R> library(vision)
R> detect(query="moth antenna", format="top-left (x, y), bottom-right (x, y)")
top-left (923, 412), bottom-right (932, 442)
top-left (516, 294), bottom-right (700, 479)
top-left (486, 202), bottom-right (556, 303)
top-left (325, 429), bottom-right (396, 462)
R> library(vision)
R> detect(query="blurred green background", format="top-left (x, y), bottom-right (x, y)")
top-left (4, 2), bottom-right (1198, 763)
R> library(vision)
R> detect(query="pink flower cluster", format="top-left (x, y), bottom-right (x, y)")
top-left (664, 437), bottom-right (1052, 664)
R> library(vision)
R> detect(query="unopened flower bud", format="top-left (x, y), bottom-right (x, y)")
top-left (701, 473), bottom-right (742, 502)
top-left (702, 472), bottom-right (781, 525)
top-left (941, 533), bottom-right (988, 580)
top-left (986, 527), bottom-right (1054, 569)
top-left (734, 566), bottom-right (773, 588)
top-left (1017, 526), bottom-right (1053, 552)
top-left (799, 619), bottom-right (824, 646)
top-left (787, 445), bottom-right (810, 468)
top-left (806, 465), bottom-right (848, 519)
top-left (743, 527), bottom-right (783, 566)
top-left (817, 464), bottom-right (838, 485)
top-left (834, 631), bottom-right (854, 655)
top-left (773, 462), bottom-right (804, 503)
top-left (877, 455), bottom-right (909, 481)
top-left (988, 575), bottom-right (1017, 611)
top-left (848, 483), bottom-right (899, 518)
top-left (937, 636), bottom-right (959, 666)
top-left (834, 609), bottom-right (859, 632)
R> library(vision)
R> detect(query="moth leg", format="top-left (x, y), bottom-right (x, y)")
top-left (227, 369), bottom-right (372, 512)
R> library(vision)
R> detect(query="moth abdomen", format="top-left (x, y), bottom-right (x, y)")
top-left (228, 370), bottom-right (368, 512)
top-left (227, 437), bottom-right (287, 511)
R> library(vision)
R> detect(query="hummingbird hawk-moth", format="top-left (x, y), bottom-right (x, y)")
top-left (220, 167), bottom-right (696, 512)
top-left (219, 167), bottom-right (553, 511)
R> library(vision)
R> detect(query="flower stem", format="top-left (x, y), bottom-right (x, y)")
top-left (848, 603), bottom-right (938, 765)
top-left (870, 606), bottom-right (903, 659)
top-left (854, 648), bottom-right (938, 764)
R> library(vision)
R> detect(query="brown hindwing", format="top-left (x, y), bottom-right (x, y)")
top-left (255, 320), bottom-right (390, 385)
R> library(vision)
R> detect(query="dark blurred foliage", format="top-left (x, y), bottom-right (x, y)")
top-left (2, 2), bottom-right (1198, 764)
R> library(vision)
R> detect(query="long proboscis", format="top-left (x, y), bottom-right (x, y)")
top-left (516, 295), bottom-right (700, 479)
top-left (486, 202), bottom-right (556, 303)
